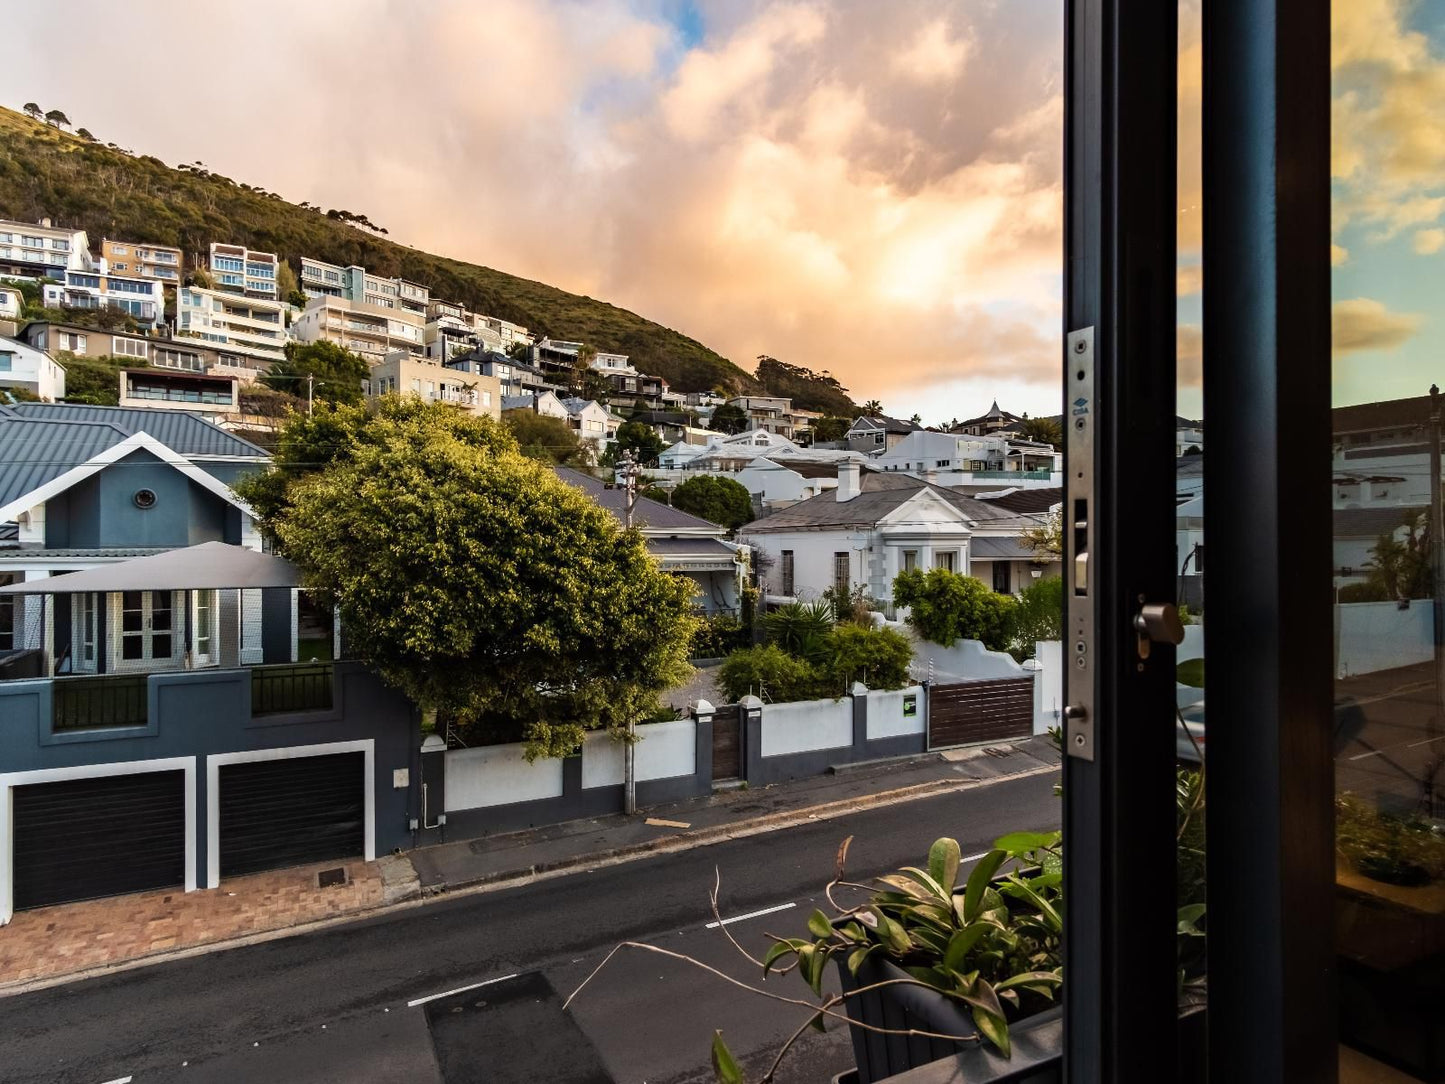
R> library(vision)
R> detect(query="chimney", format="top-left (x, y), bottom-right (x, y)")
top-left (837, 461), bottom-right (860, 502)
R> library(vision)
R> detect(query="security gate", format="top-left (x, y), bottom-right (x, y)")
top-left (12, 770), bottom-right (186, 910)
top-left (217, 752), bottom-right (365, 877)
top-left (711, 704), bottom-right (742, 780)
top-left (927, 677), bottom-right (1034, 748)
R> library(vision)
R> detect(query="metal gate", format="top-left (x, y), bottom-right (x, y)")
top-left (218, 752), bottom-right (365, 877)
top-left (12, 770), bottom-right (186, 910)
top-left (711, 704), bottom-right (742, 780)
top-left (927, 677), bottom-right (1034, 748)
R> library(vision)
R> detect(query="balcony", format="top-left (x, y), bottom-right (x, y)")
top-left (51, 674), bottom-right (148, 730)
top-left (251, 662), bottom-right (334, 715)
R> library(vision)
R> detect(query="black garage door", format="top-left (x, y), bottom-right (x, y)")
top-left (218, 752), bottom-right (365, 877)
top-left (13, 770), bottom-right (186, 911)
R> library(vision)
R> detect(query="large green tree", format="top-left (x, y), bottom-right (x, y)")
top-left (1017, 416), bottom-right (1063, 448)
top-left (709, 403), bottom-right (749, 434)
top-left (245, 400), bottom-right (697, 757)
top-left (608, 420), bottom-right (666, 465)
top-left (504, 410), bottom-right (592, 466)
top-left (892, 568), bottom-right (1017, 651)
top-left (670, 475), bottom-right (753, 530)
top-left (808, 416), bottom-right (850, 443)
top-left (262, 340), bottom-right (369, 406)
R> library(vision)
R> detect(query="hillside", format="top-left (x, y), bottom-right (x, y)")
top-left (0, 106), bottom-right (760, 394)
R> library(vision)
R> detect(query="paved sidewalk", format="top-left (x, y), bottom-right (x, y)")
top-left (0, 854), bottom-right (418, 990)
top-left (410, 736), bottom-right (1060, 891)
top-left (0, 737), bottom-right (1057, 994)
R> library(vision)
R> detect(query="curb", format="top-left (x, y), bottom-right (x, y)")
top-left (0, 760), bottom-right (1059, 999)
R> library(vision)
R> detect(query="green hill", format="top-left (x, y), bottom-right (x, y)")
top-left (0, 106), bottom-right (756, 393)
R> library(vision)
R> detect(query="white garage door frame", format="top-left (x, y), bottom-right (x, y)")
top-left (206, 739), bottom-right (375, 889)
top-left (0, 756), bottom-right (198, 926)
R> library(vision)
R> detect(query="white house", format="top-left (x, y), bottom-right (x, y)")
top-left (845, 414), bottom-right (923, 454)
top-left (873, 430), bottom-right (1061, 487)
top-left (559, 396), bottom-right (612, 452)
top-left (0, 286), bottom-right (22, 321)
top-left (42, 269), bottom-right (165, 329)
top-left (0, 339), bottom-right (65, 401)
top-left (740, 465), bottom-right (1060, 610)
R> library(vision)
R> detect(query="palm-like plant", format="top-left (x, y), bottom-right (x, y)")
top-left (763, 600), bottom-right (834, 662)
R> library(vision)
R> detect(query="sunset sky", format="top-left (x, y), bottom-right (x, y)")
top-left (2, 1), bottom-right (1441, 422)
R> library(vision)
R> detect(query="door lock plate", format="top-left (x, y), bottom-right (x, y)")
top-left (1065, 326), bottom-right (1095, 761)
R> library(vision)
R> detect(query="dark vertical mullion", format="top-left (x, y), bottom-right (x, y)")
top-left (1065, 0), bottom-right (1180, 1080)
top-left (1201, 0), bottom-right (1335, 1080)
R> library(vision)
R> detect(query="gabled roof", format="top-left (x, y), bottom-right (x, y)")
top-left (849, 414), bottom-right (920, 435)
top-left (743, 470), bottom-right (1038, 534)
top-left (0, 416), bottom-right (131, 510)
top-left (1332, 396), bottom-right (1431, 436)
top-left (974, 486), bottom-right (1064, 514)
top-left (554, 468), bottom-right (724, 533)
top-left (4, 402), bottom-right (268, 458)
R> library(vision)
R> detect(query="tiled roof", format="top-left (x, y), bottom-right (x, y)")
top-left (975, 486), bottom-right (1064, 514)
top-left (554, 467), bottom-right (724, 532)
top-left (742, 472), bottom-right (1023, 533)
top-left (5, 403), bottom-right (268, 458)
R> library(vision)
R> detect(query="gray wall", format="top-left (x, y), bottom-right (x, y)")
top-left (45, 450), bottom-right (230, 550)
top-left (0, 662), bottom-right (420, 875)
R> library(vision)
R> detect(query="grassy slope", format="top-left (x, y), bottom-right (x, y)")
top-left (0, 106), bottom-right (757, 393)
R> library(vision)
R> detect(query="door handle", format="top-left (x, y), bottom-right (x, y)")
top-left (1133, 602), bottom-right (1184, 660)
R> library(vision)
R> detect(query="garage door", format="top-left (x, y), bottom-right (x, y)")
top-left (12, 770), bottom-right (186, 911)
top-left (218, 752), bottom-right (365, 878)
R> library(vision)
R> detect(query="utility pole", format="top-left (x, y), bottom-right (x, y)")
top-left (307, 372), bottom-right (315, 417)
top-left (618, 451), bottom-right (640, 814)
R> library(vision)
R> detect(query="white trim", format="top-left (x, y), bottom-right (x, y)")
top-left (205, 740), bottom-right (375, 889)
top-left (0, 431), bottom-right (256, 525)
top-left (0, 755), bottom-right (197, 926)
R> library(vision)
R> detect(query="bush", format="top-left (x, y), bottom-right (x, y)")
top-left (1337, 582), bottom-right (1388, 604)
top-left (718, 644), bottom-right (821, 702)
top-left (763, 600), bottom-right (834, 661)
top-left (892, 568), bottom-right (1017, 651)
top-left (719, 622), bottom-right (914, 702)
top-left (1008, 576), bottom-right (1063, 660)
top-left (823, 623), bottom-right (913, 690)
top-left (691, 614), bottom-right (749, 659)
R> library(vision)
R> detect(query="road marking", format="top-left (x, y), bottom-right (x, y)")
top-left (705, 902), bottom-right (795, 929)
top-left (1349, 750), bottom-right (1384, 760)
top-left (98, 1078), bottom-right (132, 1084)
top-left (962, 851), bottom-right (990, 863)
top-left (1409, 736), bottom-right (1445, 748)
top-left (407, 973), bottom-right (520, 1008)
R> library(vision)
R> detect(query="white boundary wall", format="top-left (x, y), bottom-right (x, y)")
top-left (445, 743), bottom-right (564, 811)
top-left (911, 636), bottom-right (1025, 683)
top-left (865, 686), bottom-right (926, 740)
top-left (581, 719), bottom-right (697, 789)
top-left (1336, 600), bottom-right (1434, 678)
top-left (761, 697), bottom-right (852, 757)
top-left (1033, 640), bottom-right (1062, 735)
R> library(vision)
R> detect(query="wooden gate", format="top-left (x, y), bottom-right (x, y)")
top-left (711, 704), bottom-right (742, 780)
top-left (927, 677), bottom-right (1034, 748)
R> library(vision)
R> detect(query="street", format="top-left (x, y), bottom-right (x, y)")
top-left (0, 772), bottom-right (1061, 1084)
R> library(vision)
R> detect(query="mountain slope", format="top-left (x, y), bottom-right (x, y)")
top-left (0, 106), bottom-right (754, 393)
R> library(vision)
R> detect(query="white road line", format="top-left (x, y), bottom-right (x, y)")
top-left (962, 851), bottom-right (990, 863)
top-left (705, 901), bottom-right (796, 929)
top-left (1409, 736), bottom-right (1445, 748)
top-left (407, 973), bottom-right (520, 1008)
top-left (98, 1077), bottom-right (133, 1084)
top-left (1349, 750), bottom-right (1384, 761)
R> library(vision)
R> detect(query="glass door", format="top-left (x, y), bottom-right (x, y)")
top-left (191, 589), bottom-right (216, 667)
top-left (114, 590), bottom-right (179, 671)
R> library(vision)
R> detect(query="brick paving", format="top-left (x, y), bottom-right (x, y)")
top-left (0, 856), bottom-right (405, 988)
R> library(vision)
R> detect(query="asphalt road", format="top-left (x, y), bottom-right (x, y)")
top-left (0, 771), bottom-right (1060, 1084)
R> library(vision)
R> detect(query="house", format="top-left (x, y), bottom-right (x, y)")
top-left (0, 338), bottom-right (66, 401)
top-left (739, 464), bottom-right (1060, 609)
top-left (559, 397), bottom-right (613, 451)
top-left (502, 389), bottom-right (570, 421)
top-left (208, 243), bottom-right (279, 301)
top-left (0, 286), bottom-right (21, 321)
top-left (872, 429), bottom-right (1060, 486)
top-left (21, 319), bottom-right (231, 378)
top-left (290, 295), bottom-right (426, 366)
top-left (1175, 416), bottom-right (1204, 456)
top-left (727, 395), bottom-right (796, 438)
top-left (950, 400), bottom-right (1027, 437)
top-left (845, 414), bottom-right (922, 454)
top-left (298, 257), bottom-right (430, 316)
top-left (100, 239), bottom-right (184, 286)
top-left (733, 457), bottom-right (852, 510)
top-left (42, 269), bottom-right (165, 329)
top-left (0, 217), bottom-right (94, 281)
top-left (448, 350), bottom-right (556, 398)
top-left (369, 352), bottom-right (500, 419)
top-left (175, 287), bottom-right (289, 371)
top-left (117, 367), bottom-right (238, 416)
top-left (555, 468), bottom-right (749, 614)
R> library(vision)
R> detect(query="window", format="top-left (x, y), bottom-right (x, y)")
top-left (60, 332), bottom-right (86, 354)
top-left (0, 352), bottom-right (11, 372)
top-left (113, 337), bottom-right (148, 359)
top-left (833, 551), bottom-right (850, 595)
top-left (937, 459), bottom-right (951, 468)
top-left (781, 551), bottom-right (795, 596)
top-left (933, 550), bottom-right (956, 573)
top-left (113, 262), bottom-right (127, 271)
top-left (110, 245), bottom-right (128, 256)
top-left (481, 391), bottom-right (492, 407)
top-left (903, 549), bottom-right (919, 572)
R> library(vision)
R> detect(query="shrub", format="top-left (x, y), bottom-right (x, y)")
top-left (718, 644), bottom-right (821, 702)
top-left (822, 582), bottom-right (876, 625)
top-left (691, 614), bottom-right (749, 659)
top-left (1337, 582), bottom-right (1388, 604)
top-left (763, 600), bottom-right (835, 661)
top-left (1008, 576), bottom-right (1063, 660)
top-left (823, 623), bottom-right (913, 690)
top-left (893, 568), bottom-right (1017, 651)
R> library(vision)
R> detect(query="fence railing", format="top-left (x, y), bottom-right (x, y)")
top-left (52, 673), bottom-right (149, 730)
top-left (251, 663), bottom-right (334, 716)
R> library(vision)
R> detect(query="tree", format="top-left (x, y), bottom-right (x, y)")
top-left (276, 261), bottom-right (301, 305)
top-left (22, 103), bottom-right (41, 121)
top-left (862, 400), bottom-right (883, 415)
top-left (504, 410), bottom-right (592, 467)
top-left (1017, 416), bottom-right (1063, 448)
top-left (43, 110), bottom-right (70, 130)
top-left (610, 420), bottom-right (665, 465)
top-left (255, 401), bottom-right (697, 758)
top-left (190, 267), bottom-right (215, 290)
top-left (262, 340), bottom-right (369, 406)
top-left (709, 403), bottom-right (749, 434)
top-left (56, 353), bottom-right (140, 406)
top-left (1021, 508), bottom-right (1063, 559)
top-left (909, 413), bottom-right (923, 426)
top-left (505, 340), bottom-right (531, 361)
top-left (671, 475), bottom-right (753, 530)
top-left (1008, 576), bottom-right (1064, 660)
top-left (892, 568), bottom-right (1017, 651)
top-left (1365, 511), bottom-right (1432, 600)
top-left (76, 128), bottom-right (96, 143)
top-left (808, 416), bottom-right (849, 443)
top-left (238, 385), bottom-right (305, 429)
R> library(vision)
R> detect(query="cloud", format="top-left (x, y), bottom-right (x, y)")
top-left (1177, 324), bottom-right (1202, 387)
top-left (1331, 243), bottom-right (1350, 267)
top-left (1176, 265), bottom-right (1202, 297)
top-left (892, 18), bottom-right (974, 84)
top-left (1414, 228), bottom-right (1445, 255)
top-left (1333, 298), bottom-right (1424, 354)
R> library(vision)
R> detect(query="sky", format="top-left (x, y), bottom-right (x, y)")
top-left (1, 1), bottom-right (1440, 423)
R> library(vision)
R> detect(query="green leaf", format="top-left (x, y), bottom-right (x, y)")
top-left (971, 1005), bottom-right (1012, 1058)
top-left (711, 1031), bottom-right (744, 1084)
top-left (762, 940), bottom-right (795, 976)
top-left (992, 830), bottom-right (1058, 856)
top-left (963, 851), bottom-right (1007, 923)
top-left (807, 908), bottom-right (834, 939)
top-left (994, 970), bottom-right (1063, 992)
top-left (847, 945), bottom-right (878, 975)
top-left (929, 838), bottom-right (963, 894)
top-left (943, 924), bottom-right (989, 972)
top-left (809, 1010), bottom-right (827, 1033)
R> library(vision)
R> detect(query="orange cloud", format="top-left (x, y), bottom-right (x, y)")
top-left (1333, 298), bottom-right (1424, 354)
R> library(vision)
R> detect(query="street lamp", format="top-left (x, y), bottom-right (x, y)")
top-left (617, 451), bottom-right (641, 814)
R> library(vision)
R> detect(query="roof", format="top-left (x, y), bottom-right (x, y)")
top-left (851, 414), bottom-right (921, 435)
top-left (0, 417), bottom-right (131, 509)
top-left (501, 395), bottom-right (535, 411)
top-left (1332, 396), bottom-right (1433, 436)
top-left (742, 472), bottom-right (1022, 533)
top-left (1333, 505), bottom-right (1426, 538)
top-left (970, 537), bottom-right (1041, 560)
top-left (554, 468), bottom-right (724, 532)
top-left (955, 401), bottom-right (1026, 428)
top-left (0, 546), bottom-right (167, 562)
top-left (763, 458), bottom-right (848, 479)
top-left (0, 542), bottom-right (298, 594)
top-left (646, 537), bottom-right (737, 557)
top-left (558, 397), bottom-right (602, 415)
top-left (975, 487), bottom-right (1064, 514)
top-left (4, 402), bottom-right (268, 458)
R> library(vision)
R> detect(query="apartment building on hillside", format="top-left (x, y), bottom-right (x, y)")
top-left (41, 269), bottom-right (165, 328)
top-left (100, 239), bottom-right (183, 285)
top-left (290, 295), bottom-right (425, 365)
top-left (117, 367), bottom-right (238, 415)
top-left (175, 287), bottom-right (288, 370)
top-left (21, 320), bottom-right (243, 381)
top-left (296, 257), bottom-right (428, 315)
top-left (369, 352), bottom-right (501, 419)
top-left (0, 218), bottom-right (95, 280)
top-left (208, 243), bottom-right (279, 300)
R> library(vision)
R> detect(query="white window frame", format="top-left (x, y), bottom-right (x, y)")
top-left (112, 336), bottom-right (148, 359)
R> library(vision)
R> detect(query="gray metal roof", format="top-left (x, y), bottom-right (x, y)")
top-left (1333, 505), bottom-right (1427, 538)
top-left (0, 542), bottom-right (298, 593)
top-left (974, 486), bottom-right (1064, 514)
top-left (970, 537), bottom-right (1040, 560)
top-left (645, 537), bottom-right (737, 557)
top-left (555, 467), bottom-right (725, 533)
top-left (5, 403), bottom-right (269, 458)
top-left (742, 473), bottom-right (1023, 533)
top-left (0, 547), bottom-right (167, 561)
top-left (0, 417), bottom-right (130, 509)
